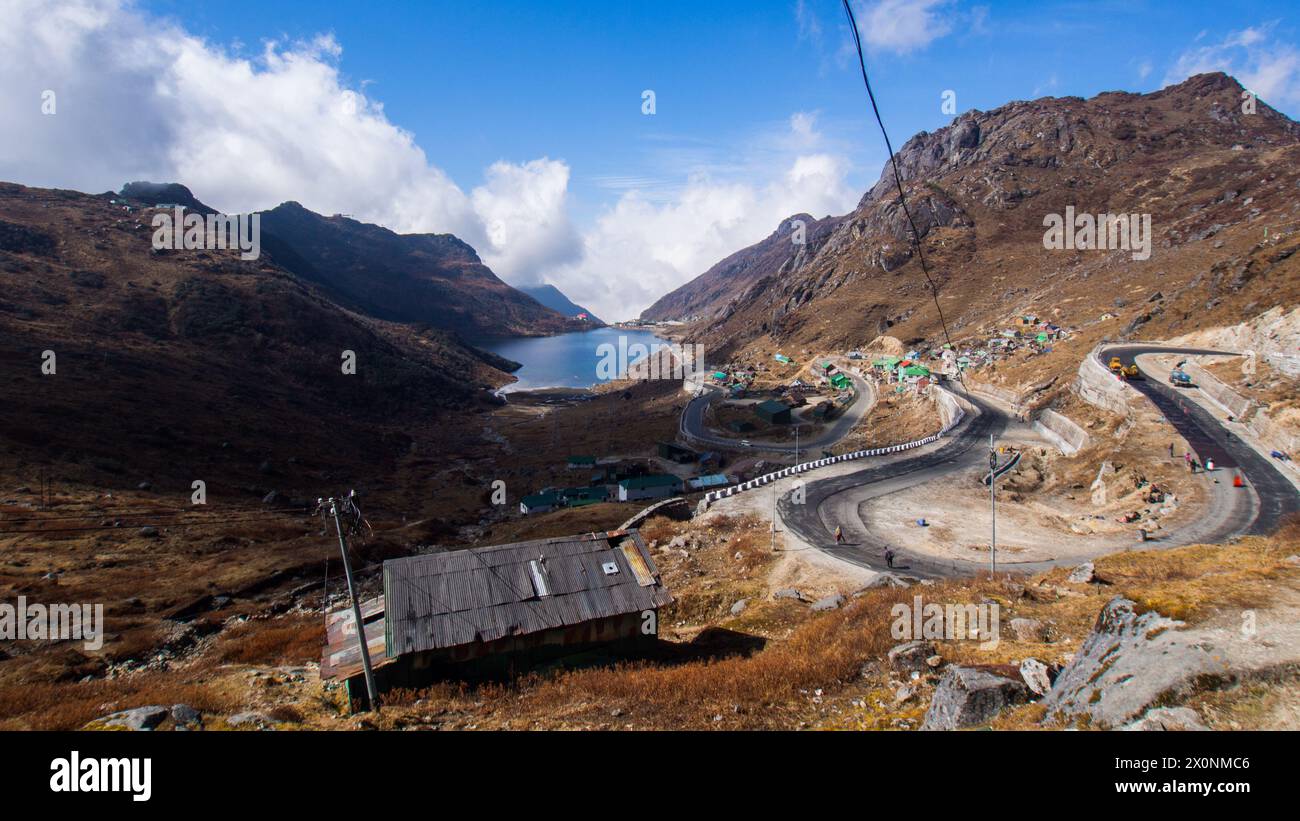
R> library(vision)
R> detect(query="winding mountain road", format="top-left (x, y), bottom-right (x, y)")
top-left (775, 346), bottom-right (1299, 579)
top-left (1103, 344), bottom-right (1299, 535)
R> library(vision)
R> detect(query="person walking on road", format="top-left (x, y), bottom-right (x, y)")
top-left (833, 525), bottom-right (845, 544)
top-left (884, 547), bottom-right (896, 568)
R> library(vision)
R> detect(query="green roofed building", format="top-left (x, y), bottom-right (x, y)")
top-left (754, 399), bottom-right (792, 424)
top-left (830, 373), bottom-right (851, 390)
top-left (617, 474), bottom-right (682, 502)
top-left (567, 455), bottom-right (596, 469)
top-left (519, 492), bottom-right (562, 515)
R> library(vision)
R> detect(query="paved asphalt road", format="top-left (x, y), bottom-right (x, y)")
top-left (777, 347), bottom-right (1299, 580)
top-left (680, 362), bottom-right (875, 454)
top-left (1103, 344), bottom-right (1300, 536)
top-left (779, 388), bottom-right (1005, 579)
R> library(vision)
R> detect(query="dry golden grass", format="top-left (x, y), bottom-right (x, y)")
top-left (362, 582), bottom-right (918, 730)
top-left (0, 674), bottom-right (240, 731)
top-left (1089, 527), bottom-right (1298, 622)
top-left (214, 616), bottom-right (324, 666)
top-left (832, 389), bottom-right (938, 453)
top-left (2, 508), bottom-right (1295, 731)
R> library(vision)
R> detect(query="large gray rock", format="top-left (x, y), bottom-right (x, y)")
top-left (861, 572), bottom-right (919, 589)
top-left (888, 640), bottom-right (937, 673)
top-left (811, 594), bottom-right (845, 612)
top-left (171, 704), bottom-right (202, 727)
top-left (1009, 617), bottom-right (1049, 642)
top-left (96, 705), bottom-right (169, 731)
top-left (1042, 597), bottom-right (1214, 728)
top-left (921, 666), bottom-right (1030, 730)
top-left (1122, 707), bottom-right (1209, 731)
top-left (227, 711), bottom-right (270, 728)
top-left (729, 599), bottom-right (748, 616)
top-left (773, 588), bottom-right (805, 602)
top-left (1067, 562), bottom-right (1095, 584)
top-left (1019, 658), bottom-right (1053, 696)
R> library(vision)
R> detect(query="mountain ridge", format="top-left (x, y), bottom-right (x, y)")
top-left (112, 183), bottom-right (582, 339)
top-left (519, 283), bottom-right (603, 325)
top-left (641, 73), bottom-right (1300, 365)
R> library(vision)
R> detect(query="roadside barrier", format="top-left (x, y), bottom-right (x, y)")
top-left (700, 431), bottom-right (945, 505)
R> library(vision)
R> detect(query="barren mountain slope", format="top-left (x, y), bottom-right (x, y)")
top-left (641, 213), bottom-right (844, 322)
top-left (0, 182), bottom-right (512, 499)
top-left (256, 201), bottom-right (582, 338)
top-left (646, 74), bottom-right (1300, 375)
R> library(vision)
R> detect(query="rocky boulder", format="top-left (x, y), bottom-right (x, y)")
top-left (811, 593), bottom-right (845, 612)
top-left (1041, 597), bottom-right (1216, 728)
top-left (171, 704), bottom-right (202, 727)
top-left (1123, 706), bottom-right (1210, 731)
top-left (94, 705), bottom-right (169, 731)
top-left (860, 572), bottom-right (919, 589)
top-left (1019, 658), bottom-right (1055, 696)
top-left (1009, 617), bottom-right (1050, 642)
top-left (888, 640), bottom-right (937, 674)
top-left (1066, 562), bottom-right (1095, 584)
top-left (920, 666), bottom-right (1030, 730)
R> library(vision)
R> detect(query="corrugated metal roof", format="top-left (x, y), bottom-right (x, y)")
top-left (383, 530), bottom-right (671, 656)
top-left (618, 474), bottom-right (680, 490)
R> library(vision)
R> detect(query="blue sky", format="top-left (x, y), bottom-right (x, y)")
top-left (4, 1), bottom-right (1299, 319)
top-left (139, 0), bottom-right (1300, 215)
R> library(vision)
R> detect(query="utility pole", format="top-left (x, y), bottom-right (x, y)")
top-left (328, 495), bottom-right (380, 713)
top-left (794, 425), bottom-right (801, 466)
top-left (988, 434), bottom-right (997, 575)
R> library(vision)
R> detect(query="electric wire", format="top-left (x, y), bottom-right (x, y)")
top-left (840, 0), bottom-right (967, 390)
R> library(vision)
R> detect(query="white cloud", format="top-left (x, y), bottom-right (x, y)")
top-left (796, 0), bottom-right (823, 43)
top-left (856, 0), bottom-right (954, 55)
top-left (471, 159), bottom-right (581, 284)
top-left (0, 0), bottom-right (859, 322)
top-left (0, 0), bottom-right (574, 278)
top-left (541, 120), bottom-right (858, 322)
top-left (1165, 22), bottom-right (1300, 108)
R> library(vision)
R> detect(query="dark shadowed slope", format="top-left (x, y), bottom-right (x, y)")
top-left (257, 202), bottom-right (584, 339)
